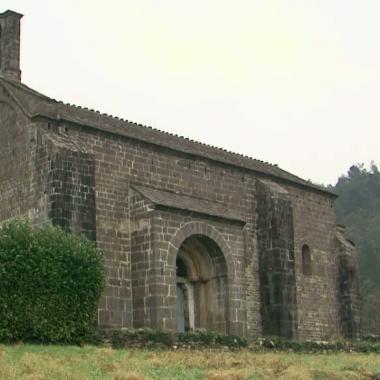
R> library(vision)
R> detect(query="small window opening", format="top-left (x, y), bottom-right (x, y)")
top-left (302, 245), bottom-right (312, 276)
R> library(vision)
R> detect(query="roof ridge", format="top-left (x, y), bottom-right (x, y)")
top-left (58, 100), bottom-right (278, 167)
top-left (0, 77), bottom-right (333, 195)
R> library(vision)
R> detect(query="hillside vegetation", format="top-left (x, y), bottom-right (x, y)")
top-left (330, 162), bottom-right (380, 335)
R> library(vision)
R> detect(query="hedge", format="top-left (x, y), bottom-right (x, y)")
top-left (89, 328), bottom-right (248, 350)
top-left (254, 337), bottom-right (380, 354)
top-left (0, 219), bottom-right (105, 343)
top-left (88, 328), bottom-right (380, 353)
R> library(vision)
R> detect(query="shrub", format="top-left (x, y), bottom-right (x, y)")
top-left (177, 329), bottom-right (247, 349)
top-left (254, 337), bottom-right (380, 353)
top-left (110, 328), bottom-right (175, 349)
top-left (88, 327), bottom-right (248, 350)
top-left (0, 219), bottom-right (105, 343)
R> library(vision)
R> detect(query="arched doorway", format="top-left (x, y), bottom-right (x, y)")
top-left (175, 234), bottom-right (229, 334)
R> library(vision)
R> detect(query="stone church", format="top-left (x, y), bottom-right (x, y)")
top-left (0, 10), bottom-right (360, 339)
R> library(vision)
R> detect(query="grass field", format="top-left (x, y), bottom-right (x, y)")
top-left (1, 344), bottom-right (380, 380)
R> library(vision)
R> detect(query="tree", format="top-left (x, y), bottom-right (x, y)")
top-left (332, 162), bottom-right (380, 335)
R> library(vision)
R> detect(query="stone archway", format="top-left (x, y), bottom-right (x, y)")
top-left (168, 223), bottom-right (234, 334)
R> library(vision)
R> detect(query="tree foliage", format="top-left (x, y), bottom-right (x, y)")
top-left (331, 162), bottom-right (380, 334)
top-left (0, 219), bottom-right (105, 343)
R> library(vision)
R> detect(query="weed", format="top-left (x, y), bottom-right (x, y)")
top-left (1, 345), bottom-right (380, 379)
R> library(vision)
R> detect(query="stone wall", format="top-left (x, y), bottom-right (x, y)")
top-left (256, 180), bottom-right (298, 339)
top-left (290, 186), bottom-right (341, 340)
top-left (154, 213), bottom-right (246, 336)
top-left (0, 96), bottom-right (35, 221)
top-left (130, 191), bottom-right (155, 328)
top-left (50, 120), bottom-right (259, 335)
top-left (0, 100), bottom-right (359, 338)
top-left (47, 147), bottom-right (96, 241)
top-left (42, 118), bottom-right (343, 338)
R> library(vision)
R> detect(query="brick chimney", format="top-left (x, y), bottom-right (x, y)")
top-left (0, 10), bottom-right (23, 81)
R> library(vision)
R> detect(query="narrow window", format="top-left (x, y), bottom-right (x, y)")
top-left (302, 245), bottom-right (312, 275)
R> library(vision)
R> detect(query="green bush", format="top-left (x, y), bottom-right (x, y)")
top-left (90, 328), bottom-right (380, 353)
top-left (177, 330), bottom-right (247, 349)
top-left (110, 328), bottom-right (175, 349)
top-left (0, 219), bottom-right (105, 343)
top-left (254, 337), bottom-right (380, 353)
top-left (89, 327), bottom-right (248, 350)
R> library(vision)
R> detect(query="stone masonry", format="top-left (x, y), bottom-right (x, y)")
top-left (0, 10), bottom-right (361, 339)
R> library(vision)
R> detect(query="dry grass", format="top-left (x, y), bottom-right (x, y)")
top-left (0, 344), bottom-right (379, 379)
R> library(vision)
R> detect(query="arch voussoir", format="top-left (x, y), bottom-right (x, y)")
top-left (170, 221), bottom-right (236, 335)
top-left (168, 221), bottom-right (235, 277)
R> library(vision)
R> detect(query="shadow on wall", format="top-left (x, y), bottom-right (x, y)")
top-left (175, 235), bottom-right (229, 334)
top-left (256, 180), bottom-right (298, 339)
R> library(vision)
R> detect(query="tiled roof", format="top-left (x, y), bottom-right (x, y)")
top-left (0, 76), bottom-right (334, 196)
top-left (133, 185), bottom-right (245, 224)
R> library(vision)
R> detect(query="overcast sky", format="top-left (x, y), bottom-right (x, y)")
top-left (3, 1), bottom-right (379, 185)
